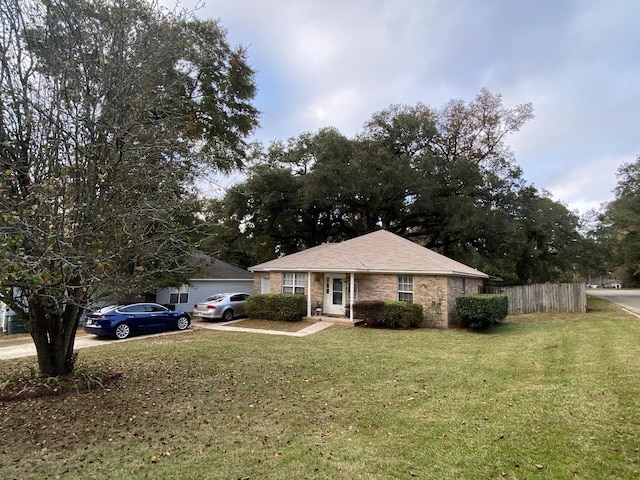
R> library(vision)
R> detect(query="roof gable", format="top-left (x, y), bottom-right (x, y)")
top-left (249, 230), bottom-right (487, 278)
top-left (190, 254), bottom-right (253, 280)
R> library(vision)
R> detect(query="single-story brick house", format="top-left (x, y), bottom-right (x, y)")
top-left (249, 230), bottom-right (488, 328)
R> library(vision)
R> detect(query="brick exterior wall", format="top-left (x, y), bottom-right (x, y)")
top-left (310, 273), bottom-right (324, 310)
top-left (354, 273), bottom-right (396, 302)
top-left (252, 272), bottom-right (265, 293)
top-left (353, 273), bottom-right (485, 328)
top-left (252, 271), bottom-right (484, 328)
top-left (253, 271), bottom-right (286, 294)
top-left (415, 276), bottom-right (449, 328)
top-left (446, 277), bottom-right (484, 328)
top-left (350, 273), bottom-right (448, 327)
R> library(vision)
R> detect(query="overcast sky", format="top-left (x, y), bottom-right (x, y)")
top-left (181, 0), bottom-right (639, 215)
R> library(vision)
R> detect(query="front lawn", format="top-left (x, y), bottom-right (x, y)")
top-left (1, 296), bottom-right (639, 479)
top-left (215, 318), bottom-right (317, 332)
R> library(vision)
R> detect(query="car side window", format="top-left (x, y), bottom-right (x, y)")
top-left (120, 305), bottom-right (144, 313)
top-left (231, 294), bottom-right (247, 302)
top-left (150, 305), bottom-right (167, 312)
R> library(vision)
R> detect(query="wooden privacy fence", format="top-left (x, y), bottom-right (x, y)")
top-left (482, 283), bottom-right (587, 315)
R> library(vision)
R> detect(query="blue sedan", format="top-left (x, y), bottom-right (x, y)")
top-left (84, 303), bottom-right (190, 339)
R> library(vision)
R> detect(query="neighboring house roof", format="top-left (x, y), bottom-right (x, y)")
top-left (190, 254), bottom-right (253, 280)
top-left (249, 230), bottom-right (488, 278)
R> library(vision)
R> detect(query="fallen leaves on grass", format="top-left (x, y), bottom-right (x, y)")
top-left (0, 366), bottom-right (122, 401)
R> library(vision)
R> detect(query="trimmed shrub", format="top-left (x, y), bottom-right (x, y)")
top-left (378, 301), bottom-right (423, 328)
top-left (351, 300), bottom-right (385, 326)
top-left (456, 294), bottom-right (508, 329)
top-left (353, 300), bottom-right (423, 328)
top-left (245, 293), bottom-right (306, 322)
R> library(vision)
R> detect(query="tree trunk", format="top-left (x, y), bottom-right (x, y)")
top-left (28, 300), bottom-right (80, 377)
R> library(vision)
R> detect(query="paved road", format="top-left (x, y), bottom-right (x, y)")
top-left (587, 288), bottom-right (640, 317)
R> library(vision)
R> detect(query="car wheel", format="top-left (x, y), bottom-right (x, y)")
top-left (176, 316), bottom-right (189, 330)
top-left (114, 323), bottom-right (131, 339)
top-left (222, 309), bottom-right (234, 322)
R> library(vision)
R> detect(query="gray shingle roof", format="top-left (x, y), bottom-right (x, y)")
top-left (249, 230), bottom-right (488, 278)
top-left (190, 254), bottom-right (253, 280)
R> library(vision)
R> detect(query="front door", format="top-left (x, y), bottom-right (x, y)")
top-left (324, 275), bottom-right (345, 315)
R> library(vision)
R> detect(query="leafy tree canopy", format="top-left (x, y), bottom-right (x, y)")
top-left (601, 155), bottom-right (640, 285)
top-left (211, 90), bottom-right (583, 285)
top-left (0, 0), bottom-right (258, 375)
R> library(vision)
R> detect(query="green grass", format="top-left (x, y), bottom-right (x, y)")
top-left (220, 318), bottom-right (317, 331)
top-left (1, 296), bottom-right (640, 479)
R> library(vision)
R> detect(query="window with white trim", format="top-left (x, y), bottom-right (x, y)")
top-left (282, 273), bottom-right (306, 295)
top-left (398, 276), bottom-right (413, 303)
top-left (169, 285), bottom-right (189, 304)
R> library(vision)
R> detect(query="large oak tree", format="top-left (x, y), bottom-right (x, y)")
top-left (0, 0), bottom-right (258, 375)
top-left (211, 90), bottom-right (583, 284)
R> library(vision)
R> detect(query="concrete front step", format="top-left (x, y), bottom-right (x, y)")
top-left (302, 316), bottom-right (364, 327)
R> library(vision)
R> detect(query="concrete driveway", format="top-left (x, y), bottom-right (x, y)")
top-left (0, 329), bottom-right (191, 361)
top-left (587, 288), bottom-right (640, 317)
top-left (0, 320), bottom-right (335, 360)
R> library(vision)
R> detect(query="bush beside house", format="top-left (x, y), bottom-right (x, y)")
top-left (456, 294), bottom-right (508, 328)
top-left (245, 294), bottom-right (306, 322)
top-left (352, 300), bottom-right (423, 328)
top-left (351, 300), bottom-right (384, 325)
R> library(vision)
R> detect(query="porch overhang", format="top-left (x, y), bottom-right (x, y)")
top-left (303, 271), bottom-right (356, 323)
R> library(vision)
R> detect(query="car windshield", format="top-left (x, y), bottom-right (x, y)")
top-left (205, 295), bottom-right (226, 302)
top-left (90, 301), bottom-right (116, 311)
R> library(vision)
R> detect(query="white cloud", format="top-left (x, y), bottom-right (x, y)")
top-left (174, 0), bottom-right (640, 213)
top-left (546, 153), bottom-right (628, 214)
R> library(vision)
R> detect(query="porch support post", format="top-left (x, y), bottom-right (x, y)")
top-left (307, 271), bottom-right (312, 317)
top-left (349, 272), bottom-right (355, 322)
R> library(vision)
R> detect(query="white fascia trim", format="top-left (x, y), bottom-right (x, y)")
top-left (191, 278), bottom-right (254, 282)
top-left (249, 268), bottom-right (487, 278)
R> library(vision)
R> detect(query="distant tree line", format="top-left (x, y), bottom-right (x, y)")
top-left (202, 90), bottom-right (603, 286)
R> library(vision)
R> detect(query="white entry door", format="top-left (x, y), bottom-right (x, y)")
top-left (324, 275), bottom-right (345, 315)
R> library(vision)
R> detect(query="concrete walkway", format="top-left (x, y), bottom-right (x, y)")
top-left (195, 319), bottom-right (335, 337)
